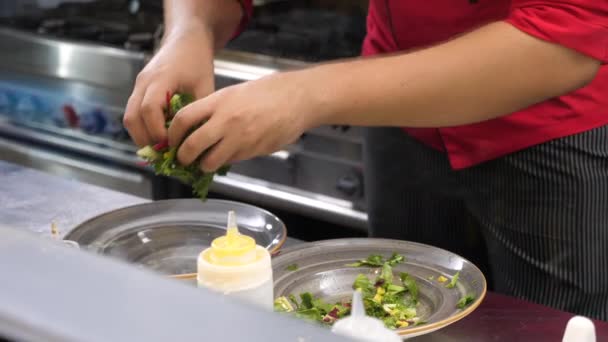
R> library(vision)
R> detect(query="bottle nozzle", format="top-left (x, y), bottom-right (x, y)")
top-left (208, 210), bottom-right (257, 266)
top-left (225, 210), bottom-right (240, 245)
top-left (351, 289), bottom-right (365, 318)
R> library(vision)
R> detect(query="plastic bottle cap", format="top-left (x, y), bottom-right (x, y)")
top-left (332, 290), bottom-right (402, 342)
top-left (208, 211), bottom-right (257, 266)
top-left (562, 316), bottom-right (596, 342)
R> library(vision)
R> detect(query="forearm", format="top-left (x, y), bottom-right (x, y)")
top-left (304, 22), bottom-right (601, 128)
top-left (163, 0), bottom-right (243, 51)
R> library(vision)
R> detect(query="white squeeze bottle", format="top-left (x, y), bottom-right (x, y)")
top-left (197, 211), bottom-right (273, 310)
top-left (332, 290), bottom-right (402, 342)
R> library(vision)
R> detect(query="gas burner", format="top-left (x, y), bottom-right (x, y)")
top-left (0, 1), bottom-right (366, 61)
top-left (226, 8), bottom-right (366, 62)
top-left (0, 0), bottom-right (163, 52)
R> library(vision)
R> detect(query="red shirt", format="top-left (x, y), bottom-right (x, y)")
top-left (239, 0), bottom-right (608, 169)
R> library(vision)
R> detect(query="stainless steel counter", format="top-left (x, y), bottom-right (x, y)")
top-left (0, 159), bottom-right (145, 237)
top-left (0, 160), bottom-right (302, 248)
top-left (0, 160), bottom-right (327, 342)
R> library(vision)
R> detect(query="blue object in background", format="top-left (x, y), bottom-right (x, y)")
top-left (0, 89), bottom-right (17, 117)
top-left (80, 108), bottom-right (107, 134)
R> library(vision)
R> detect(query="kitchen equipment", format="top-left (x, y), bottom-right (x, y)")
top-left (64, 199), bottom-right (286, 276)
top-left (271, 238), bottom-right (486, 338)
top-left (0, 1), bottom-right (369, 232)
top-left (0, 224), bottom-right (350, 342)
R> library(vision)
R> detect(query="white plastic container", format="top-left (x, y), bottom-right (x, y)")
top-left (197, 211), bottom-right (273, 310)
top-left (332, 290), bottom-right (402, 342)
top-left (562, 316), bottom-right (596, 342)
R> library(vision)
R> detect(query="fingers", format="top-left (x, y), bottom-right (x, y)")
top-left (123, 88), bottom-right (152, 147)
top-left (168, 99), bottom-right (213, 147)
top-left (199, 137), bottom-right (239, 173)
top-left (140, 82), bottom-right (171, 143)
top-left (176, 115), bottom-right (223, 166)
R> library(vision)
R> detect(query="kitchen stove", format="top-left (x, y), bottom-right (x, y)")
top-left (0, 0), bottom-right (369, 232)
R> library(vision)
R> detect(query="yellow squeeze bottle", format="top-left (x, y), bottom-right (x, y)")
top-left (197, 211), bottom-right (273, 310)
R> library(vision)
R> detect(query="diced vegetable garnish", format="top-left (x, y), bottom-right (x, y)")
top-left (437, 275), bottom-right (448, 283)
top-left (286, 264), bottom-right (299, 271)
top-left (274, 253), bottom-right (421, 330)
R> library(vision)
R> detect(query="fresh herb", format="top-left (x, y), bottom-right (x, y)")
top-left (400, 273), bottom-right (419, 303)
top-left (136, 93), bottom-right (230, 201)
top-left (286, 264), bottom-right (299, 271)
top-left (275, 253), bottom-right (420, 330)
top-left (457, 294), bottom-right (475, 309)
top-left (274, 296), bottom-right (294, 312)
top-left (446, 271), bottom-right (460, 289)
top-left (346, 252), bottom-right (405, 268)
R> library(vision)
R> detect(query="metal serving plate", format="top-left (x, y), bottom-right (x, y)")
top-left (272, 238), bottom-right (486, 339)
top-left (65, 199), bottom-right (287, 276)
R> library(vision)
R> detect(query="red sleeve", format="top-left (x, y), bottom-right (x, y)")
top-left (505, 0), bottom-right (608, 63)
top-left (232, 0), bottom-right (253, 39)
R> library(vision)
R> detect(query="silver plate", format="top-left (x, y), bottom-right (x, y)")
top-left (65, 199), bottom-right (287, 276)
top-left (272, 238), bottom-right (486, 338)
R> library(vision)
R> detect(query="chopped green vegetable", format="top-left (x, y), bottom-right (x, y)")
top-left (135, 93), bottom-right (230, 201)
top-left (387, 252), bottom-right (405, 266)
top-left (446, 271), bottom-right (460, 289)
top-left (274, 296), bottom-right (294, 312)
top-left (295, 308), bottom-right (323, 322)
top-left (170, 93), bottom-right (195, 114)
top-left (346, 254), bottom-right (384, 267)
top-left (286, 264), bottom-right (299, 271)
top-left (457, 294), bottom-right (475, 309)
top-left (346, 252), bottom-right (405, 268)
top-left (400, 273), bottom-right (419, 303)
top-left (275, 252), bottom-right (420, 330)
top-left (300, 292), bottom-right (315, 309)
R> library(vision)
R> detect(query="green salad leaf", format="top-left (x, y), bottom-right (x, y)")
top-left (346, 252), bottom-right (405, 268)
top-left (400, 272), bottom-right (419, 303)
top-left (446, 271), bottom-right (460, 289)
top-left (457, 294), bottom-right (475, 309)
top-left (274, 252), bottom-right (423, 330)
top-left (135, 93), bottom-right (230, 201)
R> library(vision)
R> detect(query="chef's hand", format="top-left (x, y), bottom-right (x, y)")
top-left (123, 25), bottom-right (215, 147)
top-left (168, 71), bottom-right (316, 172)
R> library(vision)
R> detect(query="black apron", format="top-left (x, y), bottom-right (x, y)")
top-left (363, 126), bottom-right (608, 320)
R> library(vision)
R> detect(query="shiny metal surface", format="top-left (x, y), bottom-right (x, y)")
top-left (0, 225), bottom-right (348, 342)
top-left (212, 173), bottom-right (368, 230)
top-left (65, 199), bottom-right (287, 276)
top-left (0, 160), bottom-right (146, 236)
top-left (0, 135), bottom-right (153, 198)
top-left (0, 26), bottom-right (368, 230)
top-left (272, 238), bottom-right (487, 338)
top-left (0, 27), bottom-right (145, 91)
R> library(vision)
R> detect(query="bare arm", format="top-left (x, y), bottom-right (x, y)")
top-left (124, 0), bottom-right (245, 146)
top-left (302, 22), bottom-right (601, 128)
top-left (163, 0), bottom-right (243, 51)
top-left (167, 19), bottom-right (604, 172)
